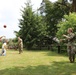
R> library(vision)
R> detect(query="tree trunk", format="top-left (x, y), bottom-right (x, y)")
top-left (71, 0), bottom-right (76, 12)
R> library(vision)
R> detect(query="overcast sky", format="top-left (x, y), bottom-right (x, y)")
top-left (0, 0), bottom-right (57, 39)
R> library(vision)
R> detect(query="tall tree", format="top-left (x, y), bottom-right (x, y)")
top-left (15, 2), bottom-right (47, 49)
top-left (39, 0), bottom-right (69, 37)
top-left (57, 13), bottom-right (76, 38)
top-left (58, 0), bottom-right (76, 12)
top-left (70, 0), bottom-right (76, 12)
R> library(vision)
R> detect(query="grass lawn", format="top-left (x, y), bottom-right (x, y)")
top-left (0, 49), bottom-right (76, 75)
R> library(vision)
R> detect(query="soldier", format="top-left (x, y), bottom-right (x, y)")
top-left (18, 37), bottom-right (23, 54)
top-left (60, 28), bottom-right (76, 63)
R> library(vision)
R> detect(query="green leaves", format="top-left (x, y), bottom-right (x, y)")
top-left (16, 2), bottom-right (47, 49)
top-left (57, 13), bottom-right (76, 38)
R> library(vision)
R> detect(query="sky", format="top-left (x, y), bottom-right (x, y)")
top-left (0, 0), bottom-right (57, 39)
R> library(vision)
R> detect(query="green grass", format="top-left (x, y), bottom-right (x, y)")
top-left (0, 49), bottom-right (76, 75)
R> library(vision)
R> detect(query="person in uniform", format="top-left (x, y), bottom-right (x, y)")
top-left (60, 28), bottom-right (76, 63)
top-left (18, 37), bottom-right (23, 54)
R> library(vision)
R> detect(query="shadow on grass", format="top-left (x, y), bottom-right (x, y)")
top-left (46, 50), bottom-right (68, 57)
top-left (26, 49), bottom-right (68, 57)
top-left (0, 61), bottom-right (76, 75)
top-left (9, 49), bottom-right (67, 57)
top-left (25, 49), bottom-right (67, 56)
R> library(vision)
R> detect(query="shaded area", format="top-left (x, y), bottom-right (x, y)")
top-left (0, 61), bottom-right (76, 75)
top-left (27, 50), bottom-right (68, 57)
top-left (46, 50), bottom-right (67, 57)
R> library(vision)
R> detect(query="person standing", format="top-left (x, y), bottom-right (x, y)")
top-left (18, 37), bottom-right (23, 54)
top-left (60, 28), bottom-right (76, 63)
top-left (1, 39), bottom-right (8, 56)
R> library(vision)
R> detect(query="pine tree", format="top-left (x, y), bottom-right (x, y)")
top-left (15, 2), bottom-right (47, 49)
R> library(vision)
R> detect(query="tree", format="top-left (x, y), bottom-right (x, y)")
top-left (15, 2), bottom-right (47, 49)
top-left (56, 13), bottom-right (76, 39)
top-left (70, 0), bottom-right (76, 12)
top-left (39, 0), bottom-right (69, 37)
top-left (58, 0), bottom-right (76, 12)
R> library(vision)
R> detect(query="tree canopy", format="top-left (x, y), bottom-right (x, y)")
top-left (15, 2), bottom-right (47, 49)
top-left (15, 0), bottom-right (76, 49)
top-left (56, 13), bottom-right (76, 39)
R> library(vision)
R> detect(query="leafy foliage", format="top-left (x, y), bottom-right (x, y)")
top-left (40, 0), bottom-right (69, 36)
top-left (15, 0), bottom-right (73, 50)
top-left (16, 2), bottom-right (47, 49)
top-left (56, 13), bottom-right (76, 38)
